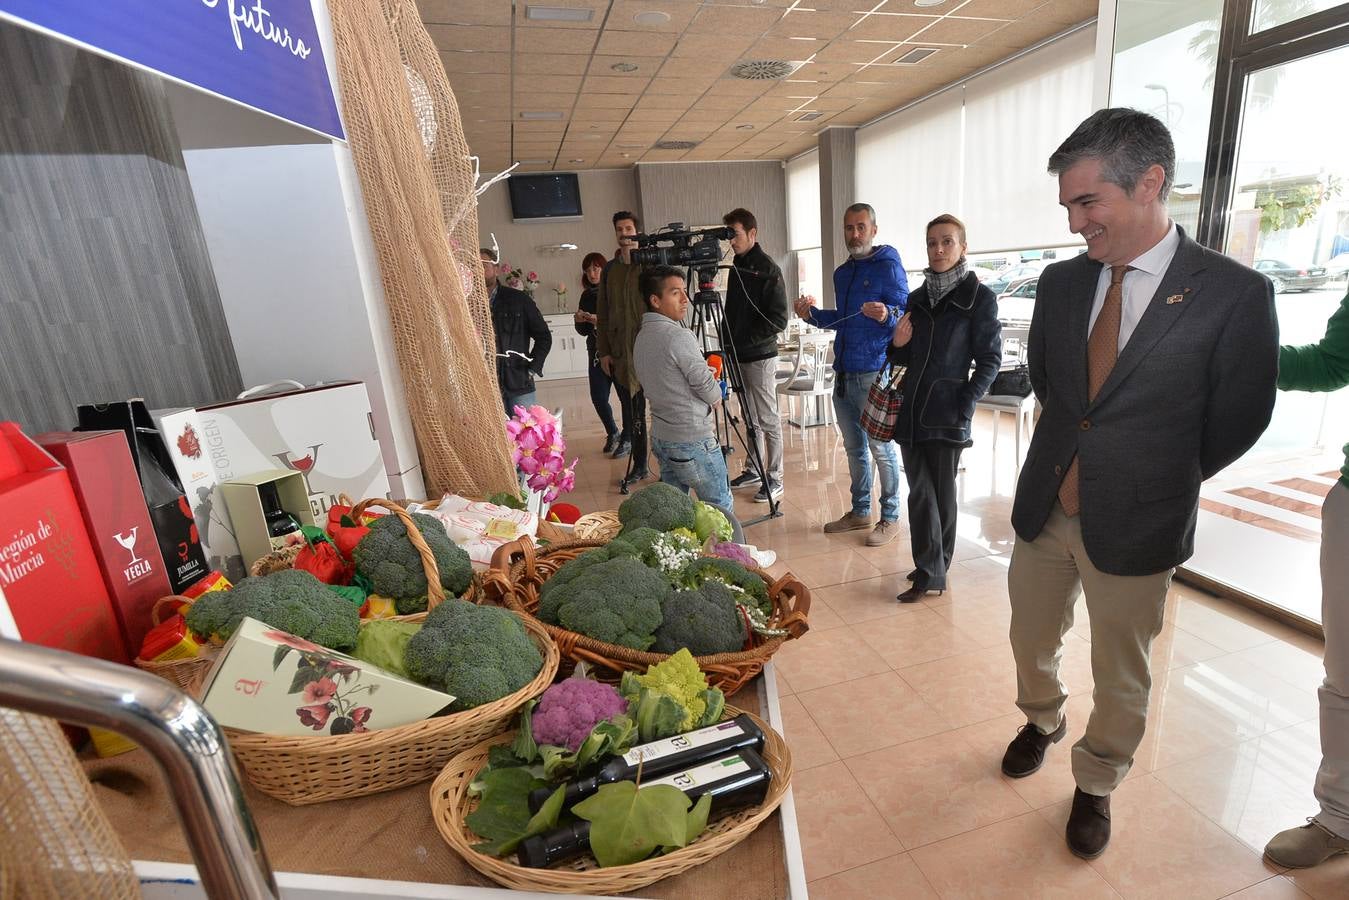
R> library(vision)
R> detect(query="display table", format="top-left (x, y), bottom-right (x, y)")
top-left (86, 664), bottom-right (805, 899)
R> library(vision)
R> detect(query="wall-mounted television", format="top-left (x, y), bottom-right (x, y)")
top-left (508, 173), bottom-right (583, 223)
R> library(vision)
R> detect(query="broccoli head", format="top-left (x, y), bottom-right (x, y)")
top-left (617, 482), bottom-right (696, 535)
top-left (537, 542), bottom-right (639, 622)
top-left (652, 580), bottom-right (749, 656)
top-left (679, 556), bottom-right (771, 617)
top-left (353, 512), bottom-right (473, 615)
top-left (404, 599), bottom-right (543, 710)
top-left (536, 555), bottom-right (669, 650)
top-left (184, 569), bottom-right (360, 651)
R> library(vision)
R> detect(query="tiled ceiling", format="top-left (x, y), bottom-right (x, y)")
top-left (421, 0), bottom-right (1097, 172)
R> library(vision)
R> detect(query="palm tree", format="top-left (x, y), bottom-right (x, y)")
top-left (1188, 0), bottom-right (1315, 104)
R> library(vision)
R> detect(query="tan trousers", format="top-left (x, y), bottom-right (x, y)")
top-left (1316, 482), bottom-right (1349, 838)
top-left (1008, 501), bottom-right (1173, 796)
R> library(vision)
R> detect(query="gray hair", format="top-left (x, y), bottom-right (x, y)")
top-left (1048, 107), bottom-right (1175, 201)
top-left (844, 202), bottom-right (876, 224)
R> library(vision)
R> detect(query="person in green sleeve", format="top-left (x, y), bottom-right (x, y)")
top-left (1265, 287), bottom-right (1349, 869)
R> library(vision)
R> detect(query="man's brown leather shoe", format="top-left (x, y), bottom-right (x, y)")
top-left (1066, 788), bottom-right (1111, 859)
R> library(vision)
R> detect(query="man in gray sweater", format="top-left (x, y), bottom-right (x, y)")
top-left (632, 265), bottom-right (735, 514)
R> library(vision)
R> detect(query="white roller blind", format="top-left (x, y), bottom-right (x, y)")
top-left (786, 150), bottom-right (820, 250)
top-left (856, 88), bottom-right (964, 271)
top-left (962, 27), bottom-right (1095, 252)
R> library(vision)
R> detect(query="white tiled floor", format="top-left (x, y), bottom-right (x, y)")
top-left (536, 377), bottom-right (1343, 899)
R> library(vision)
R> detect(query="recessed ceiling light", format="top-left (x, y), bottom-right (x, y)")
top-left (525, 5), bottom-right (595, 22)
top-left (569, 158), bottom-right (585, 163)
top-left (519, 111), bottom-right (564, 120)
top-left (913, 0), bottom-right (948, 6)
top-left (735, 124), bottom-right (755, 131)
top-left (610, 62), bottom-right (640, 73)
top-left (796, 112), bottom-right (825, 122)
top-left (632, 11), bottom-right (670, 26)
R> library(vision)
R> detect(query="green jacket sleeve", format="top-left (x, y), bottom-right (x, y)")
top-left (1278, 289), bottom-right (1349, 393)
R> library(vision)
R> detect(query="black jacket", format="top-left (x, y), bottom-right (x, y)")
top-left (887, 272), bottom-right (1002, 445)
top-left (722, 243), bottom-right (788, 363)
top-left (574, 284), bottom-right (599, 359)
top-left (491, 284), bottom-right (552, 394)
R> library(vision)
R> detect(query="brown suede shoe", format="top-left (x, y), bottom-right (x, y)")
top-left (823, 511), bottom-right (872, 533)
top-left (1265, 819), bottom-right (1349, 868)
top-left (1000, 718), bottom-right (1067, 778)
top-left (1066, 788), bottom-right (1111, 859)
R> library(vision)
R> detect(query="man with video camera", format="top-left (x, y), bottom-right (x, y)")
top-left (721, 208), bottom-right (789, 504)
top-left (633, 265), bottom-right (738, 527)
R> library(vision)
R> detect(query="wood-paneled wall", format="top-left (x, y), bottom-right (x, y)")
top-left (0, 23), bottom-right (242, 433)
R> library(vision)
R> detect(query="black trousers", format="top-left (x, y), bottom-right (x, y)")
top-left (614, 383), bottom-right (649, 475)
top-left (899, 441), bottom-right (963, 590)
top-left (586, 356), bottom-right (620, 438)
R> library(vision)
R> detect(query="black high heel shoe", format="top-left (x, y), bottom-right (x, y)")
top-left (896, 580), bottom-right (944, 603)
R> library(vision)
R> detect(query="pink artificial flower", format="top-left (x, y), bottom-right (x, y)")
top-left (303, 677), bottom-right (338, 705)
top-left (297, 703), bottom-right (333, 730)
top-left (528, 271), bottom-right (538, 281)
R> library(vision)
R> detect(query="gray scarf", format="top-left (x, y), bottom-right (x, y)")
top-left (923, 258), bottom-right (968, 305)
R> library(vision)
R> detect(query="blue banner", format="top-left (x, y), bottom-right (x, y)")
top-left (0, 0), bottom-right (344, 140)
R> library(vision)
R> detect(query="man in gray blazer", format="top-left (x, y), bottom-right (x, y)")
top-left (1000, 108), bottom-right (1279, 859)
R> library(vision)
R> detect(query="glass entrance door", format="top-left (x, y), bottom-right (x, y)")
top-left (1185, 43), bottom-right (1349, 625)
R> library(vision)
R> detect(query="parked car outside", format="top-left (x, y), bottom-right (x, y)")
top-left (1254, 258), bottom-right (1330, 293)
top-left (997, 276), bottom-right (1037, 324)
top-left (985, 263), bottom-right (1043, 295)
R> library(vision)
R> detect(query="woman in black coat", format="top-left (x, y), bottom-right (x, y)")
top-left (574, 251), bottom-right (629, 455)
top-left (888, 214), bottom-right (1002, 602)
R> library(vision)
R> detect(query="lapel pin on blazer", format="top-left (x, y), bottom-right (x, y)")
top-left (1166, 288), bottom-right (1193, 305)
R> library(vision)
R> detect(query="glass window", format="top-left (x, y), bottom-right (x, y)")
top-left (1110, 0), bottom-right (1224, 234)
top-left (795, 247), bottom-right (823, 304)
top-left (1188, 44), bottom-right (1349, 625)
top-left (1252, 0), bottom-right (1347, 33)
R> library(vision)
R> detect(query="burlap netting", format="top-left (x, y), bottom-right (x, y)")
top-left (327, 0), bottom-right (517, 498)
top-left (0, 711), bottom-right (138, 899)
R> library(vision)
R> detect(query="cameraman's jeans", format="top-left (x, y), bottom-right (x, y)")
top-left (651, 436), bottom-right (735, 516)
top-left (832, 370), bottom-right (901, 522)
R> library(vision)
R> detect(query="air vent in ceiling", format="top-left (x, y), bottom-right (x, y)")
top-left (654, 140), bottom-right (699, 150)
top-left (728, 59), bottom-right (801, 81)
top-left (796, 112), bottom-right (825, 122)
top-left (895, 47), bottom-right (940, 65)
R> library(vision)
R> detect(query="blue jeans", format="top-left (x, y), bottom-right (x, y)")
top-left (502, 389), bottom-right (537, 417)
top-left (651, 435), bottom-right (735, 516)
top-left (832, 370), bottom-right (901, 521)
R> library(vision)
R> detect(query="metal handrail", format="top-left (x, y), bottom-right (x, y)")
top-left (0, 638), bottom-right (278, 899)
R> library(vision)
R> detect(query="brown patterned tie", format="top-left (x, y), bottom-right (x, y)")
top-left (1058, 265), bottom-right (1131, 516)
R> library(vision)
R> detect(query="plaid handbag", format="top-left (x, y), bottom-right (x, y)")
top-left (860, 365), bottom-right (906, 441)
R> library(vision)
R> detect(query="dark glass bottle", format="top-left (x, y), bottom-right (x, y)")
top-left (517, 748), bottom-right (773, 869)
top-left (527, 713), bottom-right (765, 814)
top-left (259, 482), bottom-right (302, 551)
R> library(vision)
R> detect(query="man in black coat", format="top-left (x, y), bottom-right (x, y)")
top-left (1000, 109), bottom-right (1278, 860)
top-left (721, 208), bottom-right (789, 503)
top-left (482, 248), bottom-right (552, 416)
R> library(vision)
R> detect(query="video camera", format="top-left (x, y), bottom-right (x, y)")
top-left (630, 223), bottom-right (734, 268)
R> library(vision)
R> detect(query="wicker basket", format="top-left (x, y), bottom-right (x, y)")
top-left (429, 706), bottom-right (792, 894)
top-left (132, 596), bottom-right (219, 691)
top-left (216, 612), bottom-right (559, 805)
top-left (482, 538), bottom-right (810, 694)
top-left (571, 510), bottom-right (621, 542)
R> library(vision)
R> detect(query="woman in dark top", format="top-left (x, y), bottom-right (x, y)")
top-left (575, 251), bottom-right (628, 455)
top-left (888, 214), bottom-right (1002, 602)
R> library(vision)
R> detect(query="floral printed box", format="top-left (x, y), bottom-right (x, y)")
top-left (200, 617), bottom-right (454, 737)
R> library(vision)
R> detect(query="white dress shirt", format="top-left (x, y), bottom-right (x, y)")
top-left (1087, 221), bottom-right (1180, 352)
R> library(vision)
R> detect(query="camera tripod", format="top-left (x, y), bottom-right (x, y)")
top-left (686, 263), bottom-right (783, 527)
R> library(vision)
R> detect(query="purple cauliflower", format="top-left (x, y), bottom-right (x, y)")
top-left (708, 540), bottom-right (754, 567)
top-left (530, 677), bottom-right (629, 751)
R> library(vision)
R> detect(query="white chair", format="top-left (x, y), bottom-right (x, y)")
top-left (976, 325), bottom-right (1036, 467)
top-left (778, 330), bottom-right (835, 429)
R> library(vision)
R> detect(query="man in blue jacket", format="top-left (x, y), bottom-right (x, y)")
top-left (794, 203), bottom-right (908, 546)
